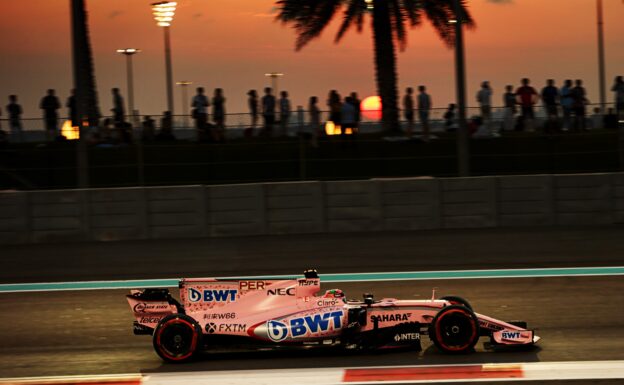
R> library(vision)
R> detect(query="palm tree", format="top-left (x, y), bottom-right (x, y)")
top-left (70, 0), bottom-right (100, 187)
top-left (275, 0), bottom-right (474, 133)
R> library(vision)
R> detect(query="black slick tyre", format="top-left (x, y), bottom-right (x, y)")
top-left (440, 296), bottom-right (472, 310)
top-left (429, 305), bottom-right (480, 354)
top-left (153, 314), bottom-right (202, 363)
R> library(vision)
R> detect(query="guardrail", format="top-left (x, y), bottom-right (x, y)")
top-left (1, 173), bottom-right (623, 244)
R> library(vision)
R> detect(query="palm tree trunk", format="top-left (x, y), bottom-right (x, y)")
top-left (71, 0), bottom-right (100, 126)
top-left (372, 0), bottom-right (400, 134)
top-left (71, 0), bottom-right (100, 188)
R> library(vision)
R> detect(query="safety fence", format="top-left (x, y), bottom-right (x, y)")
top-left (0, 128), bottom-right (622, 191)
top-left (1, 104), bottom-right (618, 143)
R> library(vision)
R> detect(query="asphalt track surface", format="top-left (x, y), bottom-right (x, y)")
top-left (1, 226), bottom-right (623, 380)
top-left (2, 226), bottom-right (624, 283)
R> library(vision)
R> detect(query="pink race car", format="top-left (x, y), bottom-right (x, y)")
top-left (126, 270), bottom-right (540, 362)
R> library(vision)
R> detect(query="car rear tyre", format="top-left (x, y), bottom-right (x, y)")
top-left (153, 314), bottom-right (202, 363)
top-left (429, 305), bottom-right (479, 354)
top-left (440, 296), bottom-right (472, 310)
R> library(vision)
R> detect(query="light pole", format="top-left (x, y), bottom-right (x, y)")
top-left (596, 0), bottom-right (606, 112)
top-left (450, 0), bottom-right (470, 177)
top-left (151, 1), bottom-right (176, 116)
top-left (265, 72), bottom-right (284, 96)
top-left (116, 48), bottom-right (140, 125)
top-left (176, 81), bottom-right (192, 128)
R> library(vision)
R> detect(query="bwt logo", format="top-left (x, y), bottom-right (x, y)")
top-left (502, 331), bottom-right (521, 339)
top-left (188, 288), bottom-right (237, 303)
top-left (267, 320), bottom-right (289, 342)
top-left (266, 311), bottom-right (343, 342)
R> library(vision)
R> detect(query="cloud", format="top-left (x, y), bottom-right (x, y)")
top-left (487, 0), bottom-right (513, 3)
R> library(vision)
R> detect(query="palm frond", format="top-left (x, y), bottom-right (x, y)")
top-left (422, 0), bottom-right (475, 47)
top-left (389, 0), bottom-right (407, 51)
top-left (400, 0), bottom-right (423, 26)
top-left (276, 0), bottom-right (343, 50)
top-left (335, 0), bottom-right (367, 42)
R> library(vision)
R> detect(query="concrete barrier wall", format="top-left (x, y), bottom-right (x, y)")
top-left (614, 173), bottom-right (624, 224)
top-left (0, 172), bottom-right (622, 244)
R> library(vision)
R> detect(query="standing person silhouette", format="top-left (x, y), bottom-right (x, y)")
top-left (350, 92), bottom-right (361, 133)
top-left (515, 78), bottom-right (538, 132)
top-left (261, 87), bottom-right (276, 137)
top-left (560, 80), bottom-right (574, 131)
top-left (66, 89), bottom-right (77, 127)
top-left (403, 87), bottom-right (414, 137)
top-left (7, 95), bottom-right (23, 142)
top-left (476, 81), bottom-right (493, 135)
top-left (417, 85), bottom-right (432, 141)
top-left (571, 79), bottom-right (588, 131)
top-left (279, 91), bottom-right (291, 137)
top-left (40, 89), bottom-right (61, 141)
top-left (308, 96), bottom-right (321, 147)
top-left (111, 88), bottom-right (125, 126)
top-left (612, 76), bottom-right (624, 119)
top-left (247, 90), bottom-right (258, 137)
top-left (212, 88), bottom-right (226, 142)
top-left (327, 90), bottom-right (342, 129)
top-left (503, 85), bottom-right (516, 132)
top-left (192, 87), bottom-right (209, 141)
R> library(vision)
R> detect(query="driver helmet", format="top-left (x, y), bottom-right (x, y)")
top-left (323, 289), bottom-right (345, 298)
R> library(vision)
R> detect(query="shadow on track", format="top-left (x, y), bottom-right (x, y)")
top-left (142, 342), bottom-right (542, 374)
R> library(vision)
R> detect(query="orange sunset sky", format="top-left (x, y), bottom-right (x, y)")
top-left (0, 0), bottom-right (623, 118)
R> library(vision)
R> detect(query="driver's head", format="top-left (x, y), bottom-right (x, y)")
top-left (324, 289), bottom-right (345, 298)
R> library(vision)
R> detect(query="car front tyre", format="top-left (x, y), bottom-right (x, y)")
top-left (429, 305), bottom-right (479, 354)
top-left (153, 314), bottom-right (202, 363)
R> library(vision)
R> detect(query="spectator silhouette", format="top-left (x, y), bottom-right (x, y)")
top-left (612, 76), bottom-right (624, 118)
top-left (476, 81), bottom-right (493, 133)
top-left (142, 115), bottom-right (156, 142)
top-left (66, 89), bottom-right (78, 127)
top-left (341, 96), bottom-right (357, 141)
top-left (541, 79), bottom-right (559, 118)
top-left (541, 79), bottom-right (560, 133)
top-left (157, 111), bottom-right (175, 141)
top-left (403, 87), bottom-right (415, 137)
top-left (247, 90), bottom-right (258, 137)
top-left (571, 79), bottom-right (588, 131)
top-left (212, 88), bottom-right (226, 142)
top-left (261, 87), bottom-right (276, 137)
top-left (111, 88), bottom-right (125, 126)
top-left (590, 107), bottom-right (602, 130)
top-left (444, 103), bottom-right (456, 131)
top-left (308, 96), bottom-right (321, 147)
top-left (503, 85), bottom-right (516, 132)
top-left (192, 87), bottom-right (209, 141)
top-left (604, 108), bottom-right (618, 129)
top-left (7, 95), bottom-right (23, 142)
top-left (327, 90), bottom-right (342, 127)
top-left (40, 89), bottom-right (61, 141)
top-left (417, 85), bottom-right (432, 141)
top-left (560, 79), bottom-right (574, 131)
top-left (515, 78), bottom-right (538, 131)
top-left (350, 92), bottom-right (361, 132)
top-left (279, 91), bottom-right (291, 137)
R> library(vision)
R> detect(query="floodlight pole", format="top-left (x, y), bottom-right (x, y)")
top-left (116, 49), bottom-right (140, 125)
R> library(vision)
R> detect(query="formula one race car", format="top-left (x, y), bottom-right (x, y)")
top-left (126, 270), bottom-right (539, 362)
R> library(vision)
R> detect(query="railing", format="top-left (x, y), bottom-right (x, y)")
top-left (1, 104), bottom-right (619, 142)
